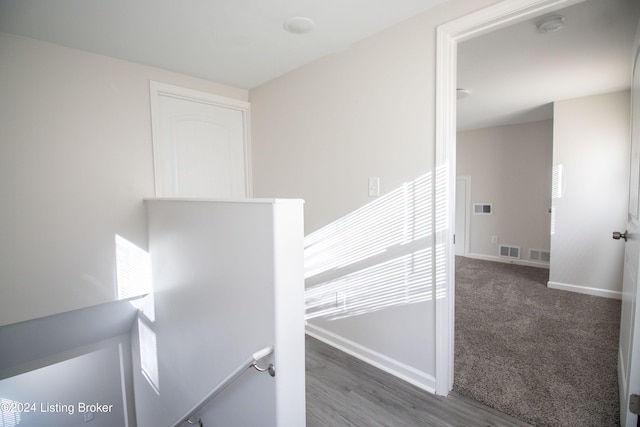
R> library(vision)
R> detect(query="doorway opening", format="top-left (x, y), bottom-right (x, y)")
top-left (436, 0), bottom-right (637, 424)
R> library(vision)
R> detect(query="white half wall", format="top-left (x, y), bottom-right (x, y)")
top-left (134, 199), bottom-right (305, 427)
top-left (0, 32), bottom-right (247, 326)
top-left (549, 90), bottom-right (630, 298)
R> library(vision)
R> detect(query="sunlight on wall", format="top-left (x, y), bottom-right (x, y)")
top-left (434, 163), bottom-right (449, 300)
top-left (138, 317), bottom-right (160, 395)
top-left (115, 235), bottom-right (155, 321)
top-left (550, 164), bottom-right (564, 235)
top-left (115, 235), bottom-right (152, 300)
top-left (115, 235), bottom-right (159, 395)
top-left (306, 248), bottom-right (433, 320)
top-left (305, 173), bottom-right (435, 320)
top-left (0, 397), bottom-right (22, 426)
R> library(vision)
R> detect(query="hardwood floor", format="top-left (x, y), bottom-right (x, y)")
top-left (306, 335), bottom-right (532, 427)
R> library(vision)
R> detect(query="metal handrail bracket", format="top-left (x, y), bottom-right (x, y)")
top-left (171, 346), bottom-right (275, 427)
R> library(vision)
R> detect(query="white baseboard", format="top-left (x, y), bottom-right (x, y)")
top-left (547, 281), bottom-right (621, 300)
top-left (465, 252), bottom-right (549, 269)
top-left (305, 323), bottom-right (436, 394)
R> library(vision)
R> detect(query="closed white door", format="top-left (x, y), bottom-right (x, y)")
top-left (618, 44), bottom-right (640, 427)
top-left (151, 82), bottom-right (249, 198)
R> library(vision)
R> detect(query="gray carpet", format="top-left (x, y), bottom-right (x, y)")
top-left (454, 256), bottom-right (621, 427)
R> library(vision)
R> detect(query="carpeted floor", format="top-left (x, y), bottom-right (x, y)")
top-left (454, 256), bottom-right (621, 427)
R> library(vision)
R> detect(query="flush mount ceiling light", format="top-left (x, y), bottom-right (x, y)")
top-left (284, 17), bottom-right (315, 35)
top-left (457, 88), bottom-right (471, 100)
top-left (536, 15), bottom-right (566, 33)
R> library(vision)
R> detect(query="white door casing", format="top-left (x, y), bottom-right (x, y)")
top-left (619, 42), bottom-right (640, 427)
top-left (150, 81), bottom-right (251, 199)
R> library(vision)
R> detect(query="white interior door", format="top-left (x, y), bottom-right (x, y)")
top-left (455, 177), bottom-right (468, 256)
top-left (618, 44), bottom-right (640, 427)
top-left (150, 82), bottom-right (250, 199)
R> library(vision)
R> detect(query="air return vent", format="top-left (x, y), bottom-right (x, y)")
top-left (473, 203), bottom-right (493, 215)
top-left (529, 249), bottom-right (550, 263)
top-left (499, 244), bottom-right (520, 259)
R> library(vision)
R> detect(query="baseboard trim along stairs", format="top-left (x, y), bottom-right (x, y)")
top-left (305, 324), bottom-right (436, 393)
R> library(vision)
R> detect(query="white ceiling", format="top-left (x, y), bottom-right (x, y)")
top-left (0, 0), bottom-right (447, 89)
top-left (0, 0), bottom-right (638, 130)
top-left (457, 0), bottom-right (640, 131)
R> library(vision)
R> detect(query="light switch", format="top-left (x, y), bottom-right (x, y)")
top-left (368, 177), bottom-right (380, 197)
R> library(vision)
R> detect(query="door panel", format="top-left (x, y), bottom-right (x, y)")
top-left (619, 44), bottom-right (640, 427)
top-left (151, 83), bottom-right (248, 199)
top-left (173, 118), bottom-right (232, 197)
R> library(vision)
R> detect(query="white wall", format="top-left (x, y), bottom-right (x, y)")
top-left (250, 0), bottom-right (500, 393)
top-left (549, 90), bottom-right (630, 298)
top-left (457, 120), bottom-right (553, 265)
top-left (133, 199), bottom-right (305, 427)
top-left (0, 334), bottom-right (134, 427)
top-left (0, 32), bottom-right (248, 326)
top-left (250, 0), bottom-right (499, 236)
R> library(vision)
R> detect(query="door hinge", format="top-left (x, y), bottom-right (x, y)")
top-left (630, 394), bottom-right (640, 415)
top-left (453, 234), bottom-right (456, 244)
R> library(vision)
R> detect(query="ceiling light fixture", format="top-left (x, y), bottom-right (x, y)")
top-left (284, 17), bottom-right (315, 35)
top-left (536, 15), bottom-right (566, 33)
top-left (457, 89), bottom-right (471, 100)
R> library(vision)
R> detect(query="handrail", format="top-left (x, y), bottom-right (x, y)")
top-left (171, 346), bottom-right (275, 427)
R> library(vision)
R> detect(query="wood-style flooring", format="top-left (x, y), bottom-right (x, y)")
top-left (306, 335), bottom-right (533, 427)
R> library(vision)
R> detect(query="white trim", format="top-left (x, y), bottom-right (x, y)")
top-left (150, 81), bottom-right (250, 109)
top-left (306, 324), bottom-right (436, 393)
top-left (148, 81), bottom-right (253, 198)
top-left (619, 344), bottom-right (628, 411)
top-left (547, 281), bottom-right (622, 300)
top-left (465, 252), bottom-right (549, 269)
top-left (434, 16), bottom-right (456, 396)
top-left (456, 175), bottom-right (472, 257)
top-left (435, 0), bottom-right (589, 395)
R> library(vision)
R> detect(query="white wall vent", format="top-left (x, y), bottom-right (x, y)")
top-left (529, 249), bottom-right (550, 263)
top-left (499, 244), bottom-right (520, 259)
top-left (473, 203), bottom-right (493, 215)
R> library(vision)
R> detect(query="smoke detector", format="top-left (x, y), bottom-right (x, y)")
top-left (536, 15), bottom-right (566, 33)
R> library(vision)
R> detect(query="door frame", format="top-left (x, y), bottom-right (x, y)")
top-left (149, 81), bottom-right (253, 198)
top-left (434, 0), bottom-right (586, 395)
